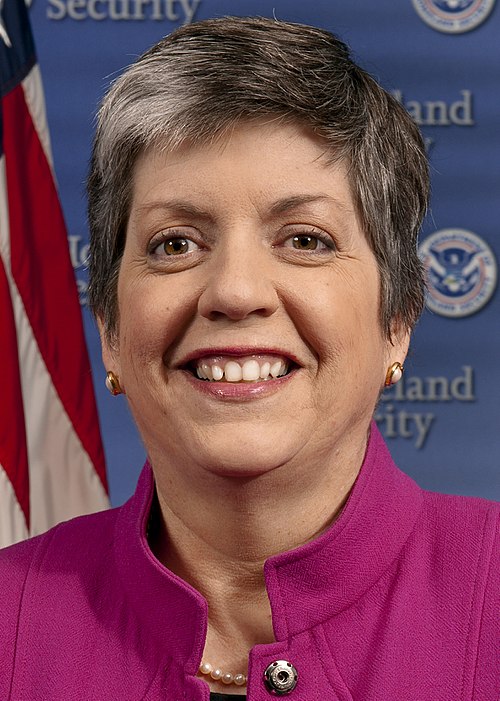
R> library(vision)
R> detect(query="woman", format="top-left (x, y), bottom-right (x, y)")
top-left (1, 17), bottom-right (498, 701)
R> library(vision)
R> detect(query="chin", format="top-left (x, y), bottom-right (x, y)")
top-left (195, 433), bottom-right (299, 479)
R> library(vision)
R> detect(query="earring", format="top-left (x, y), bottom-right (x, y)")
top-left (105, 371), bottom-right (123, 396)
top-left (385, 362), bottom-right (404, 387)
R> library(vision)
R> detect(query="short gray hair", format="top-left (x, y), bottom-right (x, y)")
top-left (88, 16), bottom-right (429, 339)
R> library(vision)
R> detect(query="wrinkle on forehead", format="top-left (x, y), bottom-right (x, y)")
top-left (137, 115), bottom-right (346, 174)
top-left (127, 120), bottom-right (361, 245)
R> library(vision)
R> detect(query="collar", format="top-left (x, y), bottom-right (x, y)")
top-left (264, 424), bottom-right (423, 639)
top-left (114, 423), bottom-right (423, 672)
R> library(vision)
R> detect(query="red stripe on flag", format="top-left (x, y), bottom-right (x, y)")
top-left (3, 84), bottom-right (108, 493)
top-left (0, 255), bottom-right (30, 526)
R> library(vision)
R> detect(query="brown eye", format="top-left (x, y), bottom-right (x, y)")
top-left (150, 233), bottom-right (200, 260)
top-left (292, 235), bottom-right (318, 250)
top-left (163, 238), bottom-right (190, 255)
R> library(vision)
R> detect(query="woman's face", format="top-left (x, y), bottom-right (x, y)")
top-left (101, 121), bottom-right (408, 477)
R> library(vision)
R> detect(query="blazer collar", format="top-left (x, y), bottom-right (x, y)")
top-left (264, 424), bottom-right (423, 639)
top-left (114, 423), bottom-right (423, 669)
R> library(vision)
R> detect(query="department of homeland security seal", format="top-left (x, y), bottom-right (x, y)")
top-left (419, 229), bottom-right (497, 317)
top-left (411, 0), bottom-right (496, 33)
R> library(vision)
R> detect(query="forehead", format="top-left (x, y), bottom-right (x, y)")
top-left (129, 121), bottom-right (357, 219)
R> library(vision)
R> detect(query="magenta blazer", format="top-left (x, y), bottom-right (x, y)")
top-left (1, 426), bottom-right (498, 700)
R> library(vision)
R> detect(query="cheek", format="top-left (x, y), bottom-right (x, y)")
top-left (117, 285), bottom-right (169, 364)
top-left (302, 268), bottom-right (382, 359)
top-left (117, 276), bottom-right (201, 369)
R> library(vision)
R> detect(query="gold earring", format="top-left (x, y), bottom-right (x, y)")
top-left (105, 371), bottom-right (123, 396)
top-left (385, 362), bottom-right (404, 387)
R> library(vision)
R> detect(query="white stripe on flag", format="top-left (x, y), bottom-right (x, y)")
top-left (22, 65), bottom-right (54, 170)
top-left (0, 464), bottom-right (28, 548)
top-left (0, 158), bottom-right (108, 537)
top-left (13, 280), bottom-right (109, 535)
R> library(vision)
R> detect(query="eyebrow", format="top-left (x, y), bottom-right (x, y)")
top-left (267, 193), bottom-right (349, 217)
top-left (133, 200), bottom-right (214, 221)
top-left (134, 194), bottom-right (348, 221)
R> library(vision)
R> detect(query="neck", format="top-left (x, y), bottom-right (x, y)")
top-left (152, 429), bottom-right (366, 561)
top-left (149, 427), bottom-right (368, 677)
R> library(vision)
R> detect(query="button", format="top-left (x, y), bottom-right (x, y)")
top-left (264, 660), bottom-right (298, 695)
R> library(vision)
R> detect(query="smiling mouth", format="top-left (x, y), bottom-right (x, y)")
top-left (185, 354), bottom-right (294, 383)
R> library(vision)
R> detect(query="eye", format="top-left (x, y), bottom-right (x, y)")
top-left (150, 234), bottom-right (200, 258)
top-left (291, 235), bottom-right (322, 251)
top-left (282, 230), bottom-right (334, 252)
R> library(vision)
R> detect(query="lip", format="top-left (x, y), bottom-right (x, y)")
top-left (175, 346), bottom-right (302, 367)
top-left (180, 366), bottom-right (297, 400)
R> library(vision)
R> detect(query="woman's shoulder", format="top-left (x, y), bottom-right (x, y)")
top-left (0, 506), bottom-right (123, 696)
top-left (419, 488), bottom-right (499, 539)
top-left (409, 488), bottom-right (499, 613)
top-left (415, 490), bottom-right (499, 689)
top-left (0, 505), bottom-right (122, 601)
top-left (411, 487), bottom-right (499, 564)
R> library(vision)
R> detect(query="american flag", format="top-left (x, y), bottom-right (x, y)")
top-left (0, 0), bottom-right (108, 547)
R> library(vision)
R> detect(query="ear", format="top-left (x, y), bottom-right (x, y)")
top-left (96, 315), bottom-right (122, 384)
top-left (386, 318), bottom-right (411, 368)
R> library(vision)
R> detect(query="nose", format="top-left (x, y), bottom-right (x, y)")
top-left (197, 236), bottom-right (280, 322)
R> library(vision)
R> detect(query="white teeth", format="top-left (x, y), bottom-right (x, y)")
top-left (260, 362), bottom-right (271, 379)
top-left (242, 359), bottom-right (261, 381)
top-left (212, 365), bottom-right (223, 381)
top-left (270, 361), bottom-right (282, 378)
top-left (197, 363), bottom-right (215, 380)
top-left (194, 357), bottom-right (290, 382)
top-left (224, 361), bottom-right (243, 382)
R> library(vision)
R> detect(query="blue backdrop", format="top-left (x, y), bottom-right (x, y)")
top-left (29, 0), bottom-right (499, 505)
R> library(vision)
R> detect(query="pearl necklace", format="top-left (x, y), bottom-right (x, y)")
top-left (199, 660), bottom-right (247, 687)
